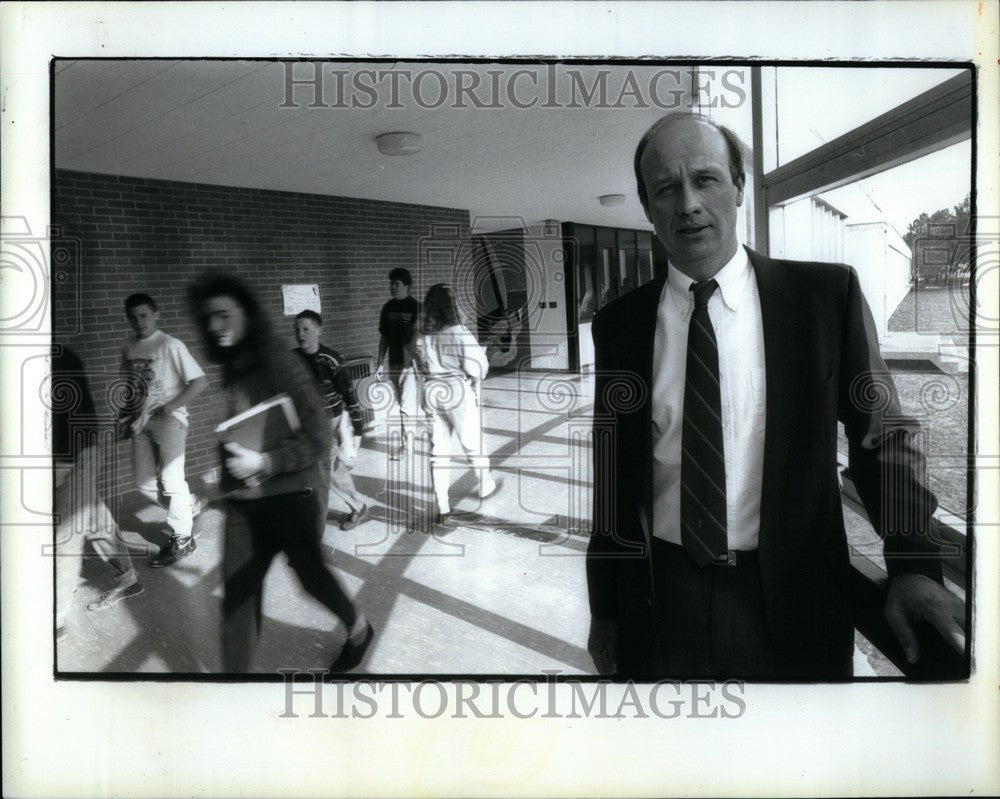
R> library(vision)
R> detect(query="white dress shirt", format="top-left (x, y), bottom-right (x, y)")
top-left (648, 248), bottom-right (767, 550)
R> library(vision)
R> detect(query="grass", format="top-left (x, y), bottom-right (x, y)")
top-left (839, 285), bottom-right (972, 519)
top-left (888, 286), bottom-right (972, 518)
top-left (888, 282), bottom-right (972, 341)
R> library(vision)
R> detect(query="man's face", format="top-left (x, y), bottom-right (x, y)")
top-left (125, 304), bottom-right (160, 339)
top-left (389, 279), bottom-right (410, 300)
top-left (203, 296), bottom-right (248, 349)
top-left (294, 318), bottom-right (322, 353)
top-left (640, 118), bottom-right (744, 279)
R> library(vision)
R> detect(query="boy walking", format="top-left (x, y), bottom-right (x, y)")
top-left (120, 293), bottom-right (207, 567)
top-left (374, 267), bottom-right (420, 458)
top-left (293, 310), bottom-right (369, 530)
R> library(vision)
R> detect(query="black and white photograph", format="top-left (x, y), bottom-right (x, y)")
top-left (2, 2), bottom-right (998, 797)
top-left (47, 57), bottom-right (974, 681)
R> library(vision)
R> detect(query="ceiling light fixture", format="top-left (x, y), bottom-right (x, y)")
top-left (375, 132), bottom-right (422, 155)
top-left (599, 194), bottom-right (626, 207)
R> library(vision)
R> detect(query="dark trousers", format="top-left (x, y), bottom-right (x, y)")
top-left (651, 538), bottom-right (781, 679)
top-left (223, 487), bottom-right (357, 672)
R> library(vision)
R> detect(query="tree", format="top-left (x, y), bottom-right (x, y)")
top-left (904, 192), bottom-right (971, 285)
top-left (904, 193), bottom-right (971, 247)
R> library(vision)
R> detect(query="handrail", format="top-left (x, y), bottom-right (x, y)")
top-left (840, 462), bottom-right (970, 679)
top-left (841, 468), bottom-right (968, 586)
top-left (850, 547), bottom-right (968, 680)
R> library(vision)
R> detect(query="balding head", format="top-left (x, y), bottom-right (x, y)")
top-left (635, 113), bottom-right (746, 279)
top-left (634, 113), bottom-right (745, 217)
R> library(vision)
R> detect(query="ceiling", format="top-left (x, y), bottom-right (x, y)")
top-left (54, 60), bottom-right (699, 233)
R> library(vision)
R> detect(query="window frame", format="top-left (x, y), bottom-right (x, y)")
top-left (748, 66), bottom-right (975, 677)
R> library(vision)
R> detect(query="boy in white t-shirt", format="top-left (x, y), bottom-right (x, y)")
top-left (120, 293), bottom-right (207, 567)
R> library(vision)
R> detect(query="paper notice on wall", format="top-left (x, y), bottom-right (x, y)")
top-left (282, 284), bottom-right (321, 316)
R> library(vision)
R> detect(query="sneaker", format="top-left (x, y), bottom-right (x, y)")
top-left (150, 536), bottom-right (196, 568)
top-left (340, 503), bottom-right (369, 531)
top-left (88, 581), bottom-right (144, 611)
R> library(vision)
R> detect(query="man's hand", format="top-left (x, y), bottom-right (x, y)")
top-left (884, 573), bottom-right (965, 663)
top-left (587, 617), bottom-right (618, 675)
top-left (224, 442), bottom-right (265, 481)
top-left (374, 364), bottom-right (385, 380)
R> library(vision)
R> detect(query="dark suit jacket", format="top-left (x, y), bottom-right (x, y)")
top-left (586, 247), bottom-right (943, 678)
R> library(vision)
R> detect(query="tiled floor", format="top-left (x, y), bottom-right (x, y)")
top-left (56, 372), bottom-right (596, 676)
top-left (56, 372), bottom-right (881, 677)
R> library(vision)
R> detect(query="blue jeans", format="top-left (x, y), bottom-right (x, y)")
top-left (132, 414), bottom-right (193, 538)
top-left (387, 365), bottom-right (418, 417)
top-left (329, 414), bottom-right (364, 513)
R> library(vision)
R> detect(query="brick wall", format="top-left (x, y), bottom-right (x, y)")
top-left (52, 169), bottom-right (469, 497)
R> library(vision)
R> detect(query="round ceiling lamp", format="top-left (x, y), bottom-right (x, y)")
top-left (375, 132), bottom-right (422, 155)
top-left (599, 194), bottom-right (626, 206)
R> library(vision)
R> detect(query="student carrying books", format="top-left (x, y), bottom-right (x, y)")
top-left (187, 274), bottom-right (373, 674)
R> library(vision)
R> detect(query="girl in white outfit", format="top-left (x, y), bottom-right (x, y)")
top-left (415, 284), bottom-right (498, 521)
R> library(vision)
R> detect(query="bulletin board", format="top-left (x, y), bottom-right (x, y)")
top-left (281, 284), bottom-right (321, 316)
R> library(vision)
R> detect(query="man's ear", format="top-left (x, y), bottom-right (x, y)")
top-left (735, 176), bottom-right (745, 208)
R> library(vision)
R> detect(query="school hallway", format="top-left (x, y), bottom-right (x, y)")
top-left (56, 371), bottom-right (596, 676)
top-left (55, 371), bottom-right (886, 677)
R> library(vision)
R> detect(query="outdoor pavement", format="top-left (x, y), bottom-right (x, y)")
top-left (56, 371), bottom-right (881, 677)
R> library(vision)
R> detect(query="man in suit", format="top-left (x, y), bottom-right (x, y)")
top-left (586, 112), bottom-right (964, 679)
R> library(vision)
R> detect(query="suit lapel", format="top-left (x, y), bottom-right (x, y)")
top-left (636, 275), bottom-right (666, 527)
top-left (604, 274), bottom-right (664, 547)
top-left (747, 248), bottom-right (808, 547)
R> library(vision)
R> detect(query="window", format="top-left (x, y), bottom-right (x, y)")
top-left (574, 225), bottom-right (597, 322)
top-left (567, 223), bottom-right (666, 322)
top-left (761, 74), bottom-right (973, 522)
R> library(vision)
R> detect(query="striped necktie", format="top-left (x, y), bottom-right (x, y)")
top-left (680, 279), bottom-right (728, 566)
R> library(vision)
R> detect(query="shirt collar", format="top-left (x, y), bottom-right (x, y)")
top-left (665, 246), bottom-right (751, 312)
